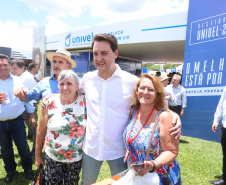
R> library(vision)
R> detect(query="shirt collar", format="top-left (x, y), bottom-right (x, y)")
top-left (50, 75), bottom-right (58, 81)
top-left (19, 70), bottom-right (27, 78)
top-left (173, 84), bottom-right (181, 89)
top-left (95, 64), bottom-right (122, 80)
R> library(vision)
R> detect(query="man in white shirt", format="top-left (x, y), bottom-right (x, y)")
top-left (209, 87), bottom-right (226, 185)
top-left (166, 74), bottom-right (187, 117)
top-left (11, 59), bottom-right (37, 155)
top-left (80, 34), bottom-right (182, 185)
top-left (0, 54), bottom-right (34, 183)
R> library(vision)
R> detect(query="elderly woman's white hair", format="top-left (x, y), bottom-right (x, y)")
top-left (58, 69), bottom-right (79, 86)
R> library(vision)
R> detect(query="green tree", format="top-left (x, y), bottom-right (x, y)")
top-left (150, 65), bottom-right (160, 71)
top-left (142, 63), bottom-right (154, 69)
top-left (163, 64), bottom-right (172, 71)
top-left (172, 64), bottom-right (181, 68)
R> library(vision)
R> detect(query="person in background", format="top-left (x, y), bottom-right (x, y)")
top-left (80, 33), bottom-right (182, 185)
top-left (0, 54), bottom-right (33, 183)
top-left (155, 71), bottom-right (161, 77)
top-left (14, 48), bottom-right (76, 103)
top-left (28, 62), bottom-right (39, 80)
top-left (35, 70), bottom-right (86, 184)
top-left (158, 74), bottom-right (171, 108)
top-left (28, 62), bottom-right (39, 155)
top-left (33, 47), bottom-right (44, 81)
top-left (209, 86), bottom-right (226, 185)
top-left (124, 74), bottom-right (181, 184)
top-left (11, 59), bottom-right (37, 155)
top-left (166, 74), bottom-right (186, 117)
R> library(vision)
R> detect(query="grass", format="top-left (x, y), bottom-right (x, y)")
top-left (0, 105), bottom-right (223, 184)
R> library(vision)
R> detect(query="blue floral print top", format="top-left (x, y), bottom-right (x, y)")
top-left (123, 108), bottom-right (180, 185)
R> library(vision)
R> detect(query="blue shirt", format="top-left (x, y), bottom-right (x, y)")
top-left (0, 74), bottom-right (34, 121)
top-left (25, 75), bottom-right (59, 102)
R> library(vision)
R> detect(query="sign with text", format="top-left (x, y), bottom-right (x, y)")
top-left (182, 0), bottom-right (226, 142)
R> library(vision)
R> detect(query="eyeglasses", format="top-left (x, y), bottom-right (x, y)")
top-left (138, 86), bottom-right (156, 93)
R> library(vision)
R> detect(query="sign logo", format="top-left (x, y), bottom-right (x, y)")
top-left (65, 32), bottom-right (93, 47)
top-left (65, 33), bottom-right (71, 47)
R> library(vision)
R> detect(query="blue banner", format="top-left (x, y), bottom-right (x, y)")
top-left (182, 0), bottom-right (226, 142)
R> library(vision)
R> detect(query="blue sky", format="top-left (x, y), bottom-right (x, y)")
top-left (0, 0), bottom-right (189, 51)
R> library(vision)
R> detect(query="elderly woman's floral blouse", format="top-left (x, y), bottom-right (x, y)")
top-left (43, 93), bottom-right (86, 163)
top-left (123, 108), bottom-right (180, 185)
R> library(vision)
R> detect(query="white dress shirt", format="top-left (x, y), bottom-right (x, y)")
top-left (0, 74), bottom-right (33, 121)
top-left (80, 65), bottom-right (139, 160)
top-left (166, 84), bottom-right (187, 108)
top-left (213, 86), bottom-right (226, 128)
top-left (20, 70), bottom-right (38, 106)
top-left (20, 70), bottom-right (38, 91)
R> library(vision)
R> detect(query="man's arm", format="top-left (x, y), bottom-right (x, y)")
top-left (180, 87), bottom-right (187, 117)
top-left (14, 87), bottom-right (27, 101)
top-left (168, 110), bottom-right (181, 139)
top-left (14, 83), bottom-right (42, 102)
top-left (212, 87), bottom-right (226, 132)
top-left (180, 107), bottom-right (185, 117)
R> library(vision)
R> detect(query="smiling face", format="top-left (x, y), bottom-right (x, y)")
top-left (0, 59), bottom-right (10, 80)
top-left (138, 78), bottom-right (157, 106)
top-left (93, 41), bottom-right (117, 80)
top-left (58, 77), bottom-right (78, 101)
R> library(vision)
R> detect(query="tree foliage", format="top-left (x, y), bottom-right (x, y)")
top-left (142, 63), bottom-right (182, 72)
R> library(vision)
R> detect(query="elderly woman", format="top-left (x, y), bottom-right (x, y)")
top-left (35, 70), bottom-right (86, 184)
top-left (123, 74), bottom-right (181, 185)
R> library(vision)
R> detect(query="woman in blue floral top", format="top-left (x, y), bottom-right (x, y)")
top-left (123, 74), bottom-right (181, 185)
top-left (35, 70), bottom-right (86, 185)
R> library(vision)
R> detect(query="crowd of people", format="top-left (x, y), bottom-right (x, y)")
top-left (4, 33), bottom-right (225, 185)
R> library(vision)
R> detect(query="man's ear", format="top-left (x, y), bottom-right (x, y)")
top-left (114, 49), bottom-right (118, 59)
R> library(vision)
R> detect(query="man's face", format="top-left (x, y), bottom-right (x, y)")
top-left (52, 56), bottom-right (70, 77)
top-left (0, 59), bottom-right (10, 79)
top-left (172, 75), bottom-right (180, 87)
top-left (11, 63), bottom-right (24, 76)
top-left (162, 78), bottom-right (169, 87)
top-left (93, 41), bottom-right (118, 77)
top-left (34, 65), bottom-right (39, 74)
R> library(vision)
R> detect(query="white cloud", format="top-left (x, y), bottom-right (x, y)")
top-left (89, 0), bottom-right (189, 24)
top-left (20, 0), bottom-right (89, 18)
top-left (2, 0), bottom-right (188, 51)
top-left (23, 20), bottom-right (37, 27)
top-left (0, 21), bottom-right (33, 51)
top-left (45, 16), bottom-right (70, 36)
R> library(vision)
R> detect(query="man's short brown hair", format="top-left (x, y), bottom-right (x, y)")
top-left (91, 34), bottom-right (118, 52)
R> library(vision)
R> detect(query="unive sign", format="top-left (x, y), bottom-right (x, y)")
top-left (189, 13), bottom-right (226, 45)
top-left (65, 32), bottom-right (94, 47)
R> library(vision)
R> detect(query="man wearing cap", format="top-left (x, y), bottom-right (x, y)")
top-left (14, 48), bottom-right (76, 102)
top-left (166, 74), bottom-right (187, 117)
top-left (159, 74), bottom-right (171, 107)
